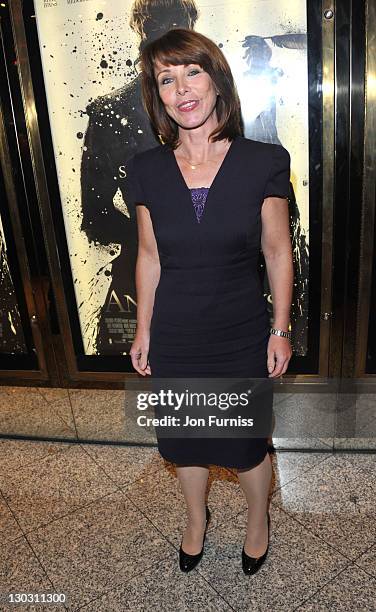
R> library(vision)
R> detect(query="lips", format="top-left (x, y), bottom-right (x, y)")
top-left (177, 100), bottom-right (199, 112)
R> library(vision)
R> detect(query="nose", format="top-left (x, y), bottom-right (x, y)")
top-left (176, 75), bottom-right (189, 95)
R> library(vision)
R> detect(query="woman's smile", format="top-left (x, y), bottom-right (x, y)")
top-left (177, 100), bottom-right (200, 112)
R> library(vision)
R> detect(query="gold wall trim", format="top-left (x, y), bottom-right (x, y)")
top-left (0, 20), bottom-right (48, 379)
top-left (319, 2), bottom-right (336, 376)
top-left (355, 0), bottom-right (376, 376)
top-left (8, 1), bottom-right (82, 379)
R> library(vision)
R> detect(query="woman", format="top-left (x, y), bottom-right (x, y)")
top-left (128, 28), bottom-right (293, 575)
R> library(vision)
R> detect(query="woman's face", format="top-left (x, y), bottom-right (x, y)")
top-left (153, 59), bottom-right (218, 130)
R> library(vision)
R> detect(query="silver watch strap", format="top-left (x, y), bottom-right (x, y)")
top-left (270, 327), bottom-right (291, 339)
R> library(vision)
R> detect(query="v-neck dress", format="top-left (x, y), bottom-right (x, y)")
top-left (126, 135), bottom-right (291, 469)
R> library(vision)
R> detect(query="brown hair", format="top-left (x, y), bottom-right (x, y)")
top-left (139, 28), bottom-right (243, 149)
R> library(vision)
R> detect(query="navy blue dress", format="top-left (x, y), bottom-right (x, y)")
top-left (126, 136), bottom-right (290, 468)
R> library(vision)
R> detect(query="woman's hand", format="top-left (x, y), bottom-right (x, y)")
top-left (267, 335), bottom-right (292, 377)
top-left (130, 332), bottom-right (151, 376)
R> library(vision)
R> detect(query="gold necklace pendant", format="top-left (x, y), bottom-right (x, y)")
top-left (181, 158), bottom-right (214, 171)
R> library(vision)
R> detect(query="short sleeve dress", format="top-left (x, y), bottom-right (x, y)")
top-left (126, 136), bottom-right (291, 469)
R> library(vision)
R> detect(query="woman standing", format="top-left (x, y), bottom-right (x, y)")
top-left (128, 28), bottom-right (293, 574)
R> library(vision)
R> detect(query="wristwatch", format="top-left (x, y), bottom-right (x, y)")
top-left (270, 327), bottom-right (292, 340)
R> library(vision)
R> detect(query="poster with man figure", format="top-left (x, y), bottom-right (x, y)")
top-left (34, 0), bottom-right (310, 357)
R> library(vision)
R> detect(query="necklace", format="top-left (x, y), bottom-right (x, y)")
top-left (179, 157), bottom-right (218, 170)
top-left (177, 143), bottom-right (231, 170)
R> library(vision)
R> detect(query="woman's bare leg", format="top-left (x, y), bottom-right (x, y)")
top-left (176, 464), bottom-right (210, 555)
top-left (237, 453), bottom-right (272, 557)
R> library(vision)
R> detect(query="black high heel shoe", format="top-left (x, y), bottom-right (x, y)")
top-left (242, 511), bottom-right (270, 576)
top-left (179, 505), bottom-right (211, 572)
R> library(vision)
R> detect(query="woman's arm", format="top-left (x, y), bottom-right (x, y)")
top-left (261, 196), bottom-right (294, 376)
top-left (130, 205), bottom-right (160, 375)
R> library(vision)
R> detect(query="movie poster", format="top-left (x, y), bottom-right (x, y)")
top-left (0, 215), bottom-right (27, 353)
top-left (34, 0), bottom-right (309, 356)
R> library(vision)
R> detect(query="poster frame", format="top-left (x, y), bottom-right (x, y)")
top-left (9, 0), bottom-right (335, 385)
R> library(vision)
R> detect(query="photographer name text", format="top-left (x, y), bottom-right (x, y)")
top-left (137, 415), bottom-right (254, 427)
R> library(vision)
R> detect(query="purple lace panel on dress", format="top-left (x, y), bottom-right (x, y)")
top-left (190, 187), bottom-right (210, 223)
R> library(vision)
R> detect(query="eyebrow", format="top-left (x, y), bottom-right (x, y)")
top-left (156, 68), bottom-right (171, 78)
top-left (156, 64), bottom-right (197, 78)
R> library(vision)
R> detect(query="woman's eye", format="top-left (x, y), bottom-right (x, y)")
top-left (160, 69), bottom-right (201, 85)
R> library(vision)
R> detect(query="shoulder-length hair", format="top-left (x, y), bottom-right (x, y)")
top-left (139, 28), bottom-right (243, 149)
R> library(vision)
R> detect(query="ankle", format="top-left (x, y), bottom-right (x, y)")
top-left (187, 506), bottom-right (206, 523)
top-left (186, 515), bottom-right (206, 531)
top-left (247, 508), bottom-right (268, 524)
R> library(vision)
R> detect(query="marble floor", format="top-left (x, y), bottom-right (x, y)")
top-left (0, 385), bottom-right (375, 450)
top-left (0, 386), bottom-right (375, 610)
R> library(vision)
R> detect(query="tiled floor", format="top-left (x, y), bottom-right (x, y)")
top-left (1, 385), bottom-right (375, 449)
top-left (0, 387), bottom-right (375, 610)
